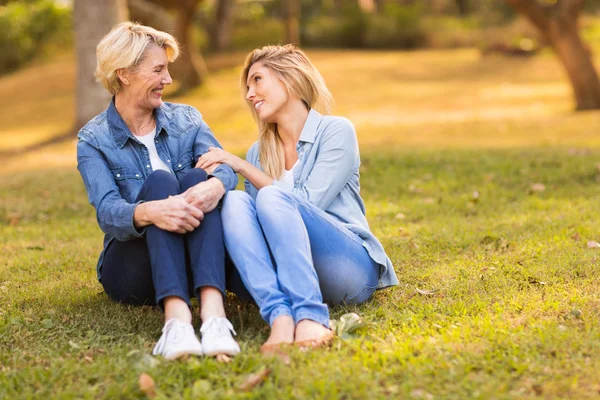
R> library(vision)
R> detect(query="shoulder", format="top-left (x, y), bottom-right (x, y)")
top-left (159, 102), bottom-right (206, 132)
top-left (77, 109), bottom-right (109, 149)
top-left (318, 115), bottom-right (357, 144)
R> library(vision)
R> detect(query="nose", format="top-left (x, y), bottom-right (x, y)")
top-left (245, 86), bottom-right (255, 101)
top-left (163, 68), bottom-right (173, 85)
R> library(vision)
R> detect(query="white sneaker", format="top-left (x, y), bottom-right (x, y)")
top-left (200, 317), bottom-right (241, 356)
top-left (152, 319), bottom-right (203, 360)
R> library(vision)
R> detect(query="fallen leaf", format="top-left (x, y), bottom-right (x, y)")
top-left (191, 379), bottom-right (212, 396)
top-left (530, 183), bottom-right (546, 193)
top-left (239, 367), bottom-right (270, 391)
top-left (9, 217), bottom-right (19, 227)
top-left (470, 191), bottom-right (480, 203)
top-left (411, 388), bottom-right (434, 400)
top-left (587, 241), bottom-right (600, 249)
top-left (84, 355), bottom-right (93, 363)
top-left (395, 213), bottom-right (406, 220)
top-left (138, 373), bottom-right (156, 398)
top-left (330, 312), bottom-right (369, 338)
top-left (41, 319), bottom-right (54, 329)
top-left (422, 197), bottom-right (435, 204)
top-left (571, 232), bottom-right (581, 241)
top-left (416, 287), bottom-right (439, 296)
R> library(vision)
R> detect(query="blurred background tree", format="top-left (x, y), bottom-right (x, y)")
top-left (1, 0), bottom-right (600, 130)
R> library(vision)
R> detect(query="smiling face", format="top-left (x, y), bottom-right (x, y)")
top-left (119, 44), bottom-right (172, 110)
top-left (245, 62), bottom-right (290, 123)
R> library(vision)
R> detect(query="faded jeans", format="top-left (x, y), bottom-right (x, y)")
top-left (221, 186), bottom-right (380, 328)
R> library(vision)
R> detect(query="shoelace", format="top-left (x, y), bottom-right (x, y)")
top-left (200, 317), bottom-right (237, 339)
top-left (152, 319), bottom-right (188, 355)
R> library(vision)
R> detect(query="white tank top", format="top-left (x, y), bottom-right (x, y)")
top-left (135, 129), bottom-right (172, 173)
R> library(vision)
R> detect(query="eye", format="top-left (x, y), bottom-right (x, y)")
top-left (254, 75), bottom-right (261, 83)
top-left (154, 67), bottom-right (162, 73)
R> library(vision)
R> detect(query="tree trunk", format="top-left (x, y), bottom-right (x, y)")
top-left (170, 1), bottom-right (207, 91)
top-left (505, 0), bottom-right (600, 110)
top-left (128, 0), bottom-right (175, 33)
top-left (210, 0), bottom-right (234, 52)
top-left (74, 0), bottom-right (128, 131)
top-left (284, 0), bottom-right (301, 45)
top-left (456, 0), bottom-right (469, 17)
top-left (547, 19), bottom-right (600, 110)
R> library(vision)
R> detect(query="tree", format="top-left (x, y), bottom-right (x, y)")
top-left (284, 0), bottom-right (301, 45)
top-left (74, 0), bottom-right (128, 131)
top-left (505, 0), bottom-right (600, 110)
top-left (129, 0), bottom-right (207, 92)
top-left (210, 0), bottom-right (234, 52)
top-left (456, 0), bottom-right (469, 16)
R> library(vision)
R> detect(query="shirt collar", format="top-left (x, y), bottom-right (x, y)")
top-left (108, 98), bottom-right (169, 148)
top-left (298, 108), bottom-right (322, 144)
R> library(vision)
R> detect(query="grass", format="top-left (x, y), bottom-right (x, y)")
top-left (1, 48), bottom-right (600, 399)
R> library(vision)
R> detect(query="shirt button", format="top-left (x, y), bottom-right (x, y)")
top-left (146, 164), bottom-right (150, 168)
top-left (135, 174), bottom-right (140, 178)
top-left (116, 173), bottom-right (120, 178)
top-left (167, 160), bottom-right (171, 163)
top-left (155, 140), bottom-right (158, 144)
top-left (178, 164), bottom-right (182, 168)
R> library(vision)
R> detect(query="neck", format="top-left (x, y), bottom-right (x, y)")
top-left (274, 100), bottom-right (310, 148)
top-left (114, 93), bottom-right (155, 135)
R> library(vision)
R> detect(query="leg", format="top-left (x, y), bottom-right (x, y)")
top-left (255, 187), bottom-right (380, 344)
top-left (180, 169), bottom-right (239, 356)
top-left (254, 187), bottom-right (330, 328)
top-left (221, 190), bottom-right (295, 349)
top-left (179, 169), bottom-right (226, 319)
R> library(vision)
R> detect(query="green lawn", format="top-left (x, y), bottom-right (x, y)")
top-left (1, 49), bottom-right (600, 399)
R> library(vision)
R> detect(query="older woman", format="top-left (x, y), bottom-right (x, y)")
top-left (76, 22), bottom-right (239, 359)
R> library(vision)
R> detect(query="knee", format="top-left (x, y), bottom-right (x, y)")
top-left (255, 186), bottom-right (289, 215)
top-left (143, 170), bottom-right (180, 199)
top-left (179, 168), bottom-right (208, 191)
top-left (221, 191), bottom-right (254, 221)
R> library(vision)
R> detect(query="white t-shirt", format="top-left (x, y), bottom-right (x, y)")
top-left (280, 160), bottom-right (299, 189)
top-left (135, 129), bottom-right (172, 173)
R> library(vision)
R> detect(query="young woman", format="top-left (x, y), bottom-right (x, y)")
top-left (77, 22), bottom-right (240, 359)
top-left (197, 45), bottom-right (398, 353)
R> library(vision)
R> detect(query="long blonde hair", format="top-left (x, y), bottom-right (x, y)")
top-left (241, 45), bottom-right (333, 179)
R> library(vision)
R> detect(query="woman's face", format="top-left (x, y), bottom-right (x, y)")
top-left (121, 45), bottom-right (172, 110)
top-left (245, 62), bottom-right (289, 123)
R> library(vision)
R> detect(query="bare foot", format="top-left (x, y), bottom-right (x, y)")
top-left (261, 315), bottom-right (295, 353)
top-left (294, 319), bottom-right (333, 346)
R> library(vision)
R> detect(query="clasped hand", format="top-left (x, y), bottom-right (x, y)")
top-left (150, 179), bottom-right (224, 234)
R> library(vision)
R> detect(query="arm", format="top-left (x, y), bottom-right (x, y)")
top-left (189, 107), bottom-right (238, 191)
top-left (77, 137), bottom-right (146, 241)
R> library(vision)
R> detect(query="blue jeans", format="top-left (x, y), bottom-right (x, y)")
top-left (100, 169), bottom-right (226, 308)
top-left (221, 186), bottom-right (380, 328)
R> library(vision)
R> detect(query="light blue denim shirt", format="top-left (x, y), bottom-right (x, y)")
top-left (77, 99), bottom-right (237, 279)
top-left (244, 109), bottom-right (398, 289)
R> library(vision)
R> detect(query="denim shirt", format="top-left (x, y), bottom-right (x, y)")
top-left (244, 109), bottom-right (399, 289)
top-left (77, 100), bottom-right (237, 279)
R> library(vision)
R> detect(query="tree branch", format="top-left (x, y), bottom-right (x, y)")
top-left (504, 0), bottom-right (551, 31)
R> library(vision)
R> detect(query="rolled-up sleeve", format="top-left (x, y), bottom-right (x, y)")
top-left (77, 134), bottom-right (145, 241)
top-left (189, 107), bottom-right (238, 191)
top-left (273, 118), bottom-right (358, 210)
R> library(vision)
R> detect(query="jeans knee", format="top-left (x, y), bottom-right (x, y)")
top-left (179, 168), bottom-right (207, 191)
top-left (143, 170), bottom-right (180, 199)
top-left (222, 191), bottom-right (253, 222)
top-left (255, 186), bottom-right (289, 217)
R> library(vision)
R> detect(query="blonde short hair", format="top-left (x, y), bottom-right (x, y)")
top-left (95, 21), bottom-right (179, 95)
top-left (241, 44), bottom-right (333, 178)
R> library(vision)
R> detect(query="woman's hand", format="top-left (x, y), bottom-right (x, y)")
top-left (196, 147), bottom-right (243, 173)
top-left (182, 178), bottom-right (225, 213)
top-left (135, 196), bottom-right (204, 234)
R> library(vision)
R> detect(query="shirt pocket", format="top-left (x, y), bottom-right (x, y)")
top-left (110, 166), bottom-right (143, 202)
top-left (173, 150), bottom-right (194, 179)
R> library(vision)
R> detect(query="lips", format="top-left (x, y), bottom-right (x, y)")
top-left (153, 88), bottom-right (164, 97)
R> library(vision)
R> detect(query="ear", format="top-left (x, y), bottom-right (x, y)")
top-left (116, 68), bottom-right (130, 86)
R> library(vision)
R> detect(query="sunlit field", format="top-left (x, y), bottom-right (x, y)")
top-left (1, 48), bottom-right (600, 399)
